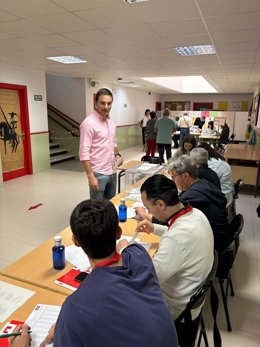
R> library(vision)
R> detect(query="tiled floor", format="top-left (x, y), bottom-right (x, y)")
top-left (0, 145), bottom-right (260, 345)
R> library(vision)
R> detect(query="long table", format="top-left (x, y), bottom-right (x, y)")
top-left (0, 275), bottom-right (66, 329)
top-left (0, 220), bottom-right (160, 296)
top-left (224, 144), bottom-right (260, 197)
top-left (117, 160), bottom-right (141, 193)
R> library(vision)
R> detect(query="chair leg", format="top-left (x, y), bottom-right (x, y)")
top-left (197, 316), bottom-right (209, 347)
top-left (219, 278), bottom-right (232, 331)
top-left (229, 276), bottom-right (235, 296)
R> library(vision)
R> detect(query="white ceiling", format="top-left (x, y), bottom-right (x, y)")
top-left (1, 0), bottom-right (260, 94)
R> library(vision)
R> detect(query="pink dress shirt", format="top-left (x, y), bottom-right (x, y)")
top-left (79, 110), bottom-right (117, 175)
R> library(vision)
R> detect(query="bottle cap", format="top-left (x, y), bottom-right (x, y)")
top-left (120, 198), bottom-right (125, 203)
top-left (54, 235), bottom-right (62, 242)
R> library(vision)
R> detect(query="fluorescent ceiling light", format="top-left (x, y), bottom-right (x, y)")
top-left (142, 76), bottom-right (218, 93)
top-left (124, 0), bottom-right (149, 3)
top-left (174, 45), bottom-right (215, 56)
top-left (47, 56), bottom-right (87, 64)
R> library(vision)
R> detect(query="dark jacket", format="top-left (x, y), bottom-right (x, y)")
top-left (180, 179), bottom-right (229, 254)
top-left (198, 165), bottom-right (221, 190)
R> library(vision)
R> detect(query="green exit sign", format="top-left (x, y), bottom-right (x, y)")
top-left (34, 95), bottom-right (43, 101)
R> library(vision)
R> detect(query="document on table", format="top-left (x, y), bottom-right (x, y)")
top-left (66, 245), bottom-right (91, 271)
top-left (0, 281), bottom-right (35, 323)
top-left (26, 304), bottom-right (61, 347)
top-left (125, 188), bottom-right (142, 202)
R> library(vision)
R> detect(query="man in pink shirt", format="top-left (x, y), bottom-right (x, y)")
top-left (79, 88), bottom-right (123, 200)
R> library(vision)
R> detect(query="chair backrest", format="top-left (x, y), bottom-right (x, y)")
top-left (229, 133), bottom-right (236, 143)
top-left (175, 251), bottom-right (220, 347)
top-left (233, 178), bottom-right (244, 199)
top-left (217, 214), bottom-right (244, 276)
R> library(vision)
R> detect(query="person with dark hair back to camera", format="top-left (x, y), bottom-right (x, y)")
top-left (38, 199), bottom-right (178, 347)
top-left (219, 122), bottom-right (230, 144)
top-left (79, 88), bottom-right (123, 200)
top-left (119, 175), bottom-right (214, 322)
top-left (145, 111), bottom-right (157, 157)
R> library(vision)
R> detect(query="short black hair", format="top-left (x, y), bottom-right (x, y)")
top-left (95, 88), bottom-right (113, 103)
top-left (150, 111), bottom-right (156, 119)
top-left (70, 199), bottom-right (119, 259)
top-left (140, 174), bottom-right (179, 206)
top-left (145, 109), bottom-right (150, 114)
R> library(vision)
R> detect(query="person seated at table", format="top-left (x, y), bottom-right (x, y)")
top-left (136, 156), bottom-right (229, 255)
top-left (207, 120), bottom-right (214, 132)
top-left (123, 174), bottom-right (214, 320)
top-left (169, 155), bottom-right (230, 254)
top-left (190, 147), bottom-right (221, 190)
top-left (40, 199), bottom-right (178, 347)
top-left (193, 115), bottom-right (205, 129)
top-left (198, 142), bottom-right (234, 202)
top-left (219, 122), bottom-right (230, 144)
top-left (171, 134), bottom-right (197, 160)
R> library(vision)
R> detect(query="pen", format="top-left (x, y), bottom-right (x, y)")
top-left (0, 331), bottom-right (32, 338)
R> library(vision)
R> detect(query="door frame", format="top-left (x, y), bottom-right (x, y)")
top-left (0, 82), bottom-right (33, 181)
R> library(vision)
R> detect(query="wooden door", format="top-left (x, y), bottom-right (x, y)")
top-left (0, 83), bottom-right (32, 181)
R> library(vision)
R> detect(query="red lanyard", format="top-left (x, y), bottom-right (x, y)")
top-left (168, 205), bottom-right (192, 228)
top-left (94, 253), bottom-right (121, 268)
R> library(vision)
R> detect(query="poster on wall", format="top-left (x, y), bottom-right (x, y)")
top-left (0, 89), bottom-right (24, 173)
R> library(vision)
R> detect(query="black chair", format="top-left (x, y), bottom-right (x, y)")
top-left (175, 251), bottom-right (221, 347)
top-left (233, 178), bottom-right (244, 199)
top-left (229, 133), bottom-right (236, 143)
top-left (216, 214), bottom-right (244, 331)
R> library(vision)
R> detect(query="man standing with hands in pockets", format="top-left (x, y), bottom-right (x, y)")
top-left (79, 88), bottom-right (123, 200)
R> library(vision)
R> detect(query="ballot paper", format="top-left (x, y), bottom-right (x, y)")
top-left (0, 281), bottom-right (35, 323)
top-left (26, 304), bottom-right (61, 347)
top-left (114, 206), bottom-right (137, 219)
top-left (66, 245), bottom-right (91, 271)
top-left (125, 188), bottom-right (142, 202)
top-left (66, 235), bottom-right (138, 271)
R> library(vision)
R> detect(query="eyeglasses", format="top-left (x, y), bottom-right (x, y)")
top-left (171, 173), bottom-right (179, 180)
top-left (168, 170), bottom-right (180, 179)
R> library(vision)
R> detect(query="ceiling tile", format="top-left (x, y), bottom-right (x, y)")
top-left (0, 0), bottom-right (65, 18)
top-left (197, 0), bottom-right (260, 16)
top-left (30, 13), bottom-right (95, 33)
top-left (0, 20), bottom-right (52, 36)
top-left (75, 4), bottom-right (144, 28)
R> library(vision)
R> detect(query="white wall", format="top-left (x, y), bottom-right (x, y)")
top-left (160, 93), bottom-right (253, 111)
top-left (46, 74), bottom-right (87, 124)
top-left (85, 81), bottom-right (160, 126)
top-left (0, 62), bottom-right (48, 133)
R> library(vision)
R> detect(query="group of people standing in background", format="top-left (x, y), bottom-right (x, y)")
top-left (139, 109), bottom-right (231, 164)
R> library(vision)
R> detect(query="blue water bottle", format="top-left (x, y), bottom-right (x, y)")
top-left (119, 198), bottom-right (127, 222)
top-left (52, 235), bottom-right (65, 270)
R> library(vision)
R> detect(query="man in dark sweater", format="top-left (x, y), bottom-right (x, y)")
top-left (169, 155), bottom-right (229, 254)
top-left (40, 199), bottom-right (178, 347)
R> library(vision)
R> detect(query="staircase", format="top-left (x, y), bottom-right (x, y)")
top-left (49, 142), bottom-right (75, 166)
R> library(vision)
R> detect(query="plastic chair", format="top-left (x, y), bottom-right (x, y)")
top-left (175, 251), bottom-right (221, 347)
top-left (233, 178), bottom-right (244, 199)
top-left (216, 214), bottom-right (244, 331)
